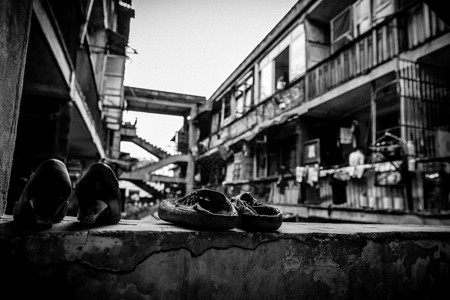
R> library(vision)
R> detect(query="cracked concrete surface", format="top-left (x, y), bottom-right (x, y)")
top-left (0, 215), bottom-right (449, 299)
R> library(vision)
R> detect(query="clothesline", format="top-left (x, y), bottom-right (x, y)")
top-left (295, 160), bottom-right (403, 186)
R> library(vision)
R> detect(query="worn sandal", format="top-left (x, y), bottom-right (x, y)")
top-left (158, 189), bottom-right (239, 230)
top-left (231, 192), bottom-right (283, 231)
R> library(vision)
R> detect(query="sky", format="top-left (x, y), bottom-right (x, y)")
top-left (121, 0), bottom-right (298, 159)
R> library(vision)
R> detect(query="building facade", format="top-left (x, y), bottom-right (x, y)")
top-left (2, 0), bottom-right (134, 215)
top-left (192, 0), bottom-right (450, 224)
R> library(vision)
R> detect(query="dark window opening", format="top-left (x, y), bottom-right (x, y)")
top-left (223, 92), bottom-right (232, 118)
top-left (266, 122), bottom-right (298, 176)
top-left (274, 47), bottom-right (290, 91)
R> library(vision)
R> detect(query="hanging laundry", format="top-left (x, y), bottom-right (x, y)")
top-left (354, 165), bottom-right (366, 178)
top-left (296, 166), bottom-right (305, 183)
top-left (333, 169), bottom-right (351, 181)
top-left (349, 148), bottom-right (365, 166)
top-left (306, 165), bottom-right (319, 186)
top-left (340, 127), bottom-right (353, 144)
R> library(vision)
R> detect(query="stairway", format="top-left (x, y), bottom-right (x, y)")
top-left (120, 154), bottom-right (190, 181)
top-left (121, 135), bottom-right (171, 160)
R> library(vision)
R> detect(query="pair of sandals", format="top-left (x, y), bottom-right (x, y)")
top-left (158, 189), bottom-right (283, 231)
top-left (12, 159), bottom-right (122, 229)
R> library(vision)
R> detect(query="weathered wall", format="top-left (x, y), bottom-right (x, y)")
top-left (0, 216), bottom-right (449, 300)
top-left (0, 0), bottom-right (32, 216)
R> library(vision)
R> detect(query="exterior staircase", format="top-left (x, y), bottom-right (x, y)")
top-left (120, 154), bottom-right (189, 181)
top-left (121, 135), bottom-right (171, 160)
top-left (119, 122), bottom-right (190, 191)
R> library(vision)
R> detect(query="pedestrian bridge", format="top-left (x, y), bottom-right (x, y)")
top-left (120, 86), bottom-right (206, 192)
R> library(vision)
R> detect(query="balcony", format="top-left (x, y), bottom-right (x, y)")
top-left (201, 2), bottom-right (449, 160)
top-left (306, 1), bottom-right (449, 100)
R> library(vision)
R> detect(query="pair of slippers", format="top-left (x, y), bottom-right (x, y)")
top-left (12, 159), bottom-right (122, 229)
top-left (158, 189), bottom-right (283, 231)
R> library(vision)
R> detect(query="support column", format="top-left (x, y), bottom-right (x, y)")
top-left (0, 0), bottom-right (32, 216)
top-left (185, 105), bottom-right (198, 194)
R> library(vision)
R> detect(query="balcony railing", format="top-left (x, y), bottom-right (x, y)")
top-left (207, 77), bottom-right (305, 150)
top-left (306, 2), bottom-right (449, 100)
top-left (307, 16), bottom-right (399, 99)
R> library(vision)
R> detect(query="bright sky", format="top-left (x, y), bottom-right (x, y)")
top-left (121, 0), bottom-right (298, 159)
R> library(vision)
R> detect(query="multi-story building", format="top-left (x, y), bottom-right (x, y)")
top-left (1, 0), bottom-right (134, 215)
top-left (192, 0), bottom-right (450, 224)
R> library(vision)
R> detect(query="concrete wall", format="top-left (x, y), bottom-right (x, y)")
top-left (0, 215), bottom-right (449, 299)
top-left (0, 0), bottom-right (32, 216)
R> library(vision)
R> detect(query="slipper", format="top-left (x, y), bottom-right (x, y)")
top-left (158, 189), bottom-right (239, 230)
top-left (231, 192), bottom-right (283, 231)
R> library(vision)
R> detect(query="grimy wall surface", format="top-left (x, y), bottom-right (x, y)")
top-left (0, 0), bottom-right (32, 216)
top-left (0, 216), bottom-right (449, 300)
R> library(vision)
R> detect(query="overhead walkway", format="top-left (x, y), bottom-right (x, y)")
top-left (124, 86), bottom-right (205, 116)
top-left (120, 87), bottom-right (206, 194)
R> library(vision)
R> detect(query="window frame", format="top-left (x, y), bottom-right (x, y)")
top-left (331, 6), bottom-right (354, 52)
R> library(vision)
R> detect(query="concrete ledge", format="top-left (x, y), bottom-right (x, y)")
top-left (1, 215), bottom-right (449, 299)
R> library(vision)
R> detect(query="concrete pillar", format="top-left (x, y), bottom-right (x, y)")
top-left (185, 105), bottom-right (198, 194)
top-left (0, 0), bottom-right (32, 216)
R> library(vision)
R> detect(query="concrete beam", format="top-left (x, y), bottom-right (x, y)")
top-left (124, 86), bottom-right (205, 116)
top-left (0, 215), bottom-right (449, 299)
top-left (70, 77), bottom-right (106, 159)
top-left (33, 0), bottom-right (72, 87)
top-left (275, 204), bottom-right (450, 225)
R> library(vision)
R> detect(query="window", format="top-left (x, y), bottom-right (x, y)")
top-left (235, 74), bottom-right (254, 117)
top-left (373, 0), bottom-right (394, 23)
top-left (211, 110), bottom-right (221, 133)
top-left (282, 135), bottom-right (297, 170)
top-left (268, 136), bottom-right (297, 176)
top-left (290, 25), bottom-right (306, 80)
top-left (331, 6), bottom-right (353, 52)
top-left (233, 162), bottom-right (242, 181)
top-left (244, 76), bottom-right (253, 109)
top-left (258, 23), bottom-right (306, 102)
top-left (254, 134), bottom-right (267, 178)
top-left (274, 47), bottom-right (290, 92)
top-left (266, 121), bottom-right (298, 176)
top-left (223, 92), bottom-right (232, 119)
top-left (259, 61), bottom-right (273, 101)
top-left (354, 0), bottom-right (371, 36)
top-left (236, 93), bottom-right (244, 116)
